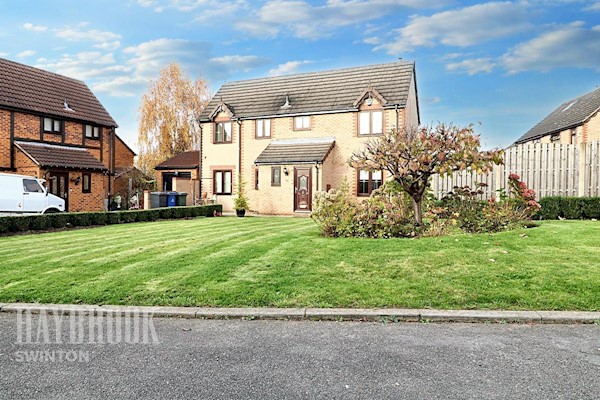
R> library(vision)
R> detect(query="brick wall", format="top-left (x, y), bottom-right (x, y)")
top-left (0, 110), bottom-right (10, 168)
top-left (67, 171), bottom-right (105, 212)
top-left (114, 135), bottom-right (135, 168)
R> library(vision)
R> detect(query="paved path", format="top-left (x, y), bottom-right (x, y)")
top-left (1, 314), bottom-right (599, 399)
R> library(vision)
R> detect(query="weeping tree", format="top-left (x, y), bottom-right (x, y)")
top-left (350, 123), bottom-right (503, 225)
top-left (137, 63), bottom-right (211, 175)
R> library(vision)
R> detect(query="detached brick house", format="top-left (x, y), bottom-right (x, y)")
top-left (198, 61), bottom-right (420, 214)
top-left (515, 86), bottom-right (600, 145)
top-left (0, 58), bottom-right (135, 212)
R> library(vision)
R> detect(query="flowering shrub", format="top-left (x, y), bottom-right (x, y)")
top-left (311, 181), bottom-right (417, 238)
top-left (437, 175), bottom-right (541, 234)
top-left (310, 180), bottom-right (356, 237)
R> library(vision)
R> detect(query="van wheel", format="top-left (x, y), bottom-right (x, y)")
top-left (44, 209), bottom-right (59, 214)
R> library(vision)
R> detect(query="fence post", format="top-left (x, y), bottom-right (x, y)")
top-left (577, 142), bottom-right (587, 197)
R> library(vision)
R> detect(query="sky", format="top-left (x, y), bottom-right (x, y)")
top-left (0, 0), bottom-right (599, 151)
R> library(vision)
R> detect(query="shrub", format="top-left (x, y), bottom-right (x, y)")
top-left (29, 215), bottom-right (50, 231)
top-left (159, 208), bottom-right (174, 219)
top-left (88, 212), bottom-right (108, 226)
top-left (0, 205), bottom-right (223, 235)
top-left (351, 182), bottom-right (417, 238)
top-left (68, 213), bottom-right (91, 227)
top-left (47, 213), bottom-right (69, 229)
top-left (581, 198), bottom-right (600, 219)
top-left (311, 180), bottom-right (356, 237)
top-left (537, 196), bottom-right (600, 219)
top-left (106, 212), bottom-right (121, 225)
top-left (538, 197), bottom-right (562, 219)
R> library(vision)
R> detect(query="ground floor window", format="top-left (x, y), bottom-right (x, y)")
top-left (358, 170), bottom-right (382, 196)
top-left (255, 169), bottom-right (259, 190)
top-left (214, 170), bottom-right (232, 195)
top-left (82, 173), bottom-right (91, 193)
top-left (271, 166), bottom-right (281, 186)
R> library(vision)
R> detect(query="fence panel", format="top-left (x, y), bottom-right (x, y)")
top-left (431, 141), bottom-right (599, 199)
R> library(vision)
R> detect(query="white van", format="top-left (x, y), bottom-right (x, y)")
top-left (0, 173), bottom-right (65, 214)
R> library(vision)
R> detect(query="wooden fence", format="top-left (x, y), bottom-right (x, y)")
top-left (431, 141), bottom-right (600, 199)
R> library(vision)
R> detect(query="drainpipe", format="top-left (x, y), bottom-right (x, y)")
top-left (395, 104), bottom-right (399, 131)
top-left (198, 124), bottom-right (203, 196)
top-left (237, 119), bottom-right (242, 192)
top-left (315, 163), bottom-right (319, 191)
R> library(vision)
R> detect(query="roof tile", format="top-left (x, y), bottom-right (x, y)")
top-left (15, 141), bottom-right (107, 171)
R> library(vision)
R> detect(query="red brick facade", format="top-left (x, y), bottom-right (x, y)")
top-left (0, 108), bottom-right (135, 212)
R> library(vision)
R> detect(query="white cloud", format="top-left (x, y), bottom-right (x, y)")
top-left (236, 0), bottom-right (442, 40)
top-left (446, 57), bottom-right (496, 75)
top-left (584, 1), bottom-right (600, 10)
top-left (95, 41), bottom-right (121, 51)
top-left (16, 50), bottom-right (36, 58)
top-left (0, 52), bottom-right (9, 57)
top-left (55, 27), bottom-right (121, 42)
top-left (502, 22), bottom-right (600, 73)
top-left (362, 37), bottom-right (381, 45)
top-left (268, 60), bottom-right (312, 76)
top-left (34, 52), bottom-right (126, 81)
top-left (23, 23), bottom-right (48, 32)
top-left (377, 1), bottom-right (531, 54)
top-left (209, 55), bottom-right (270, 72)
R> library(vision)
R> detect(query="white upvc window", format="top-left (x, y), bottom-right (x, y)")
top-left (359, 110), bottom-right (383, 135)
top-left (256, 119), bottom-right (271, 138)
top-left (294, 116), bottom-right (311, 130)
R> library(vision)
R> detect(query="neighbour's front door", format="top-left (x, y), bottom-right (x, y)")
top-left (48, 172), bottom-right (69, 212)
top-left (294, 167), bottom-right (312, 212)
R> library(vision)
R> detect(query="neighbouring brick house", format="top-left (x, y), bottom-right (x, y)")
top-left (515, 86), bottom-right (600, 145)
top-left (198, 61), bottom-right (420, 214)
top-left (0, 58), bottom-right (135, 212)
top-left (155, 150), bottom-right (201, 206)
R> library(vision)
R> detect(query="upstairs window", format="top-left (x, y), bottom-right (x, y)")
top-left (294, 116), bottom-right (311, 130)
top-left (358, 170), bottom-right (382, 196)
top-left (43, 117), bottom-right (62, 133)
top-left (214, 122), bottom-right (232, 143)
top-left (85, 124), bottom-right (100, 139)
top-left (359, 110), bottom-right (383, 135)
top-left (256, 119), bottom-right (271, 138)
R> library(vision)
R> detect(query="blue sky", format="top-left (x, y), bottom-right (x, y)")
top-left (1, 0), bottom-right (599, 150)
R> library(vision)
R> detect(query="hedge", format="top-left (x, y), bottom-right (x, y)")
top-left (537, 197), bottom-right (600, 220)
top-left (0, 204), bottom-right (223, 234)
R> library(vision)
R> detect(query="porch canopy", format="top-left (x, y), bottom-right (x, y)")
top-left (254, 137), bottom-right (335, 165)
top-left (15, 141), bottom-right (107, 171)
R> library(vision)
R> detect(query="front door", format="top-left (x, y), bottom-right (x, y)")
top-left (294, 167), bottom-right (312, 212)
top-left (48, 172), bottom-right (69, 212)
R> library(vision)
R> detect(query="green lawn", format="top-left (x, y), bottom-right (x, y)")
top-left (0, 217), bottom-right (598, 310)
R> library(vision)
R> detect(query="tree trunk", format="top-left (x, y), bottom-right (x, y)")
top-left (412, 198), bottom-right (423, 226)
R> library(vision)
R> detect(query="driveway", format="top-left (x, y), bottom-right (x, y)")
top-left (0, 314), bottom-right (598, 399)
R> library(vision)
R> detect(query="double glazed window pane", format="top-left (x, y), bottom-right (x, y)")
top-left (257, 119), bottom-right (270, 138)
top-left (215, 122), bottom-right (232, 143)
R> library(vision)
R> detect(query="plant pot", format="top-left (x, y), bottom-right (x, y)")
top-left (236, 209), bottom-right (246, 217)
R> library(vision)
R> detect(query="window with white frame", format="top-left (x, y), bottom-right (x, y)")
top-left (359, 110), bottom-right (383, 135)
top-left (256, 119), bottom-right (271, 138)
top-left (294, 116), bottom-right (311, 130)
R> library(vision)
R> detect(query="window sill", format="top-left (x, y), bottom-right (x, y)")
top-left (213, 141), bottom-right (233, 145)
top-left (255, 136), bottom-right (272, 140)
top-left (358, 133), bottom-right (383, 137)
top-left (43, 131), bottom-right (62, 135)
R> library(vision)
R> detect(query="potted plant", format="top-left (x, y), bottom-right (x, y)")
top-left (233, 178), bottom-right (249, 217)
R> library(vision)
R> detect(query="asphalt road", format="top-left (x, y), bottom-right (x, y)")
top-left (0, 313), bottom-right (599, 399)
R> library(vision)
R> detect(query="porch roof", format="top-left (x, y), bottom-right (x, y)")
top-left (254, 137), bottom-right (335, 165)
top-left (15, 141), bottom-right (107, 171)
